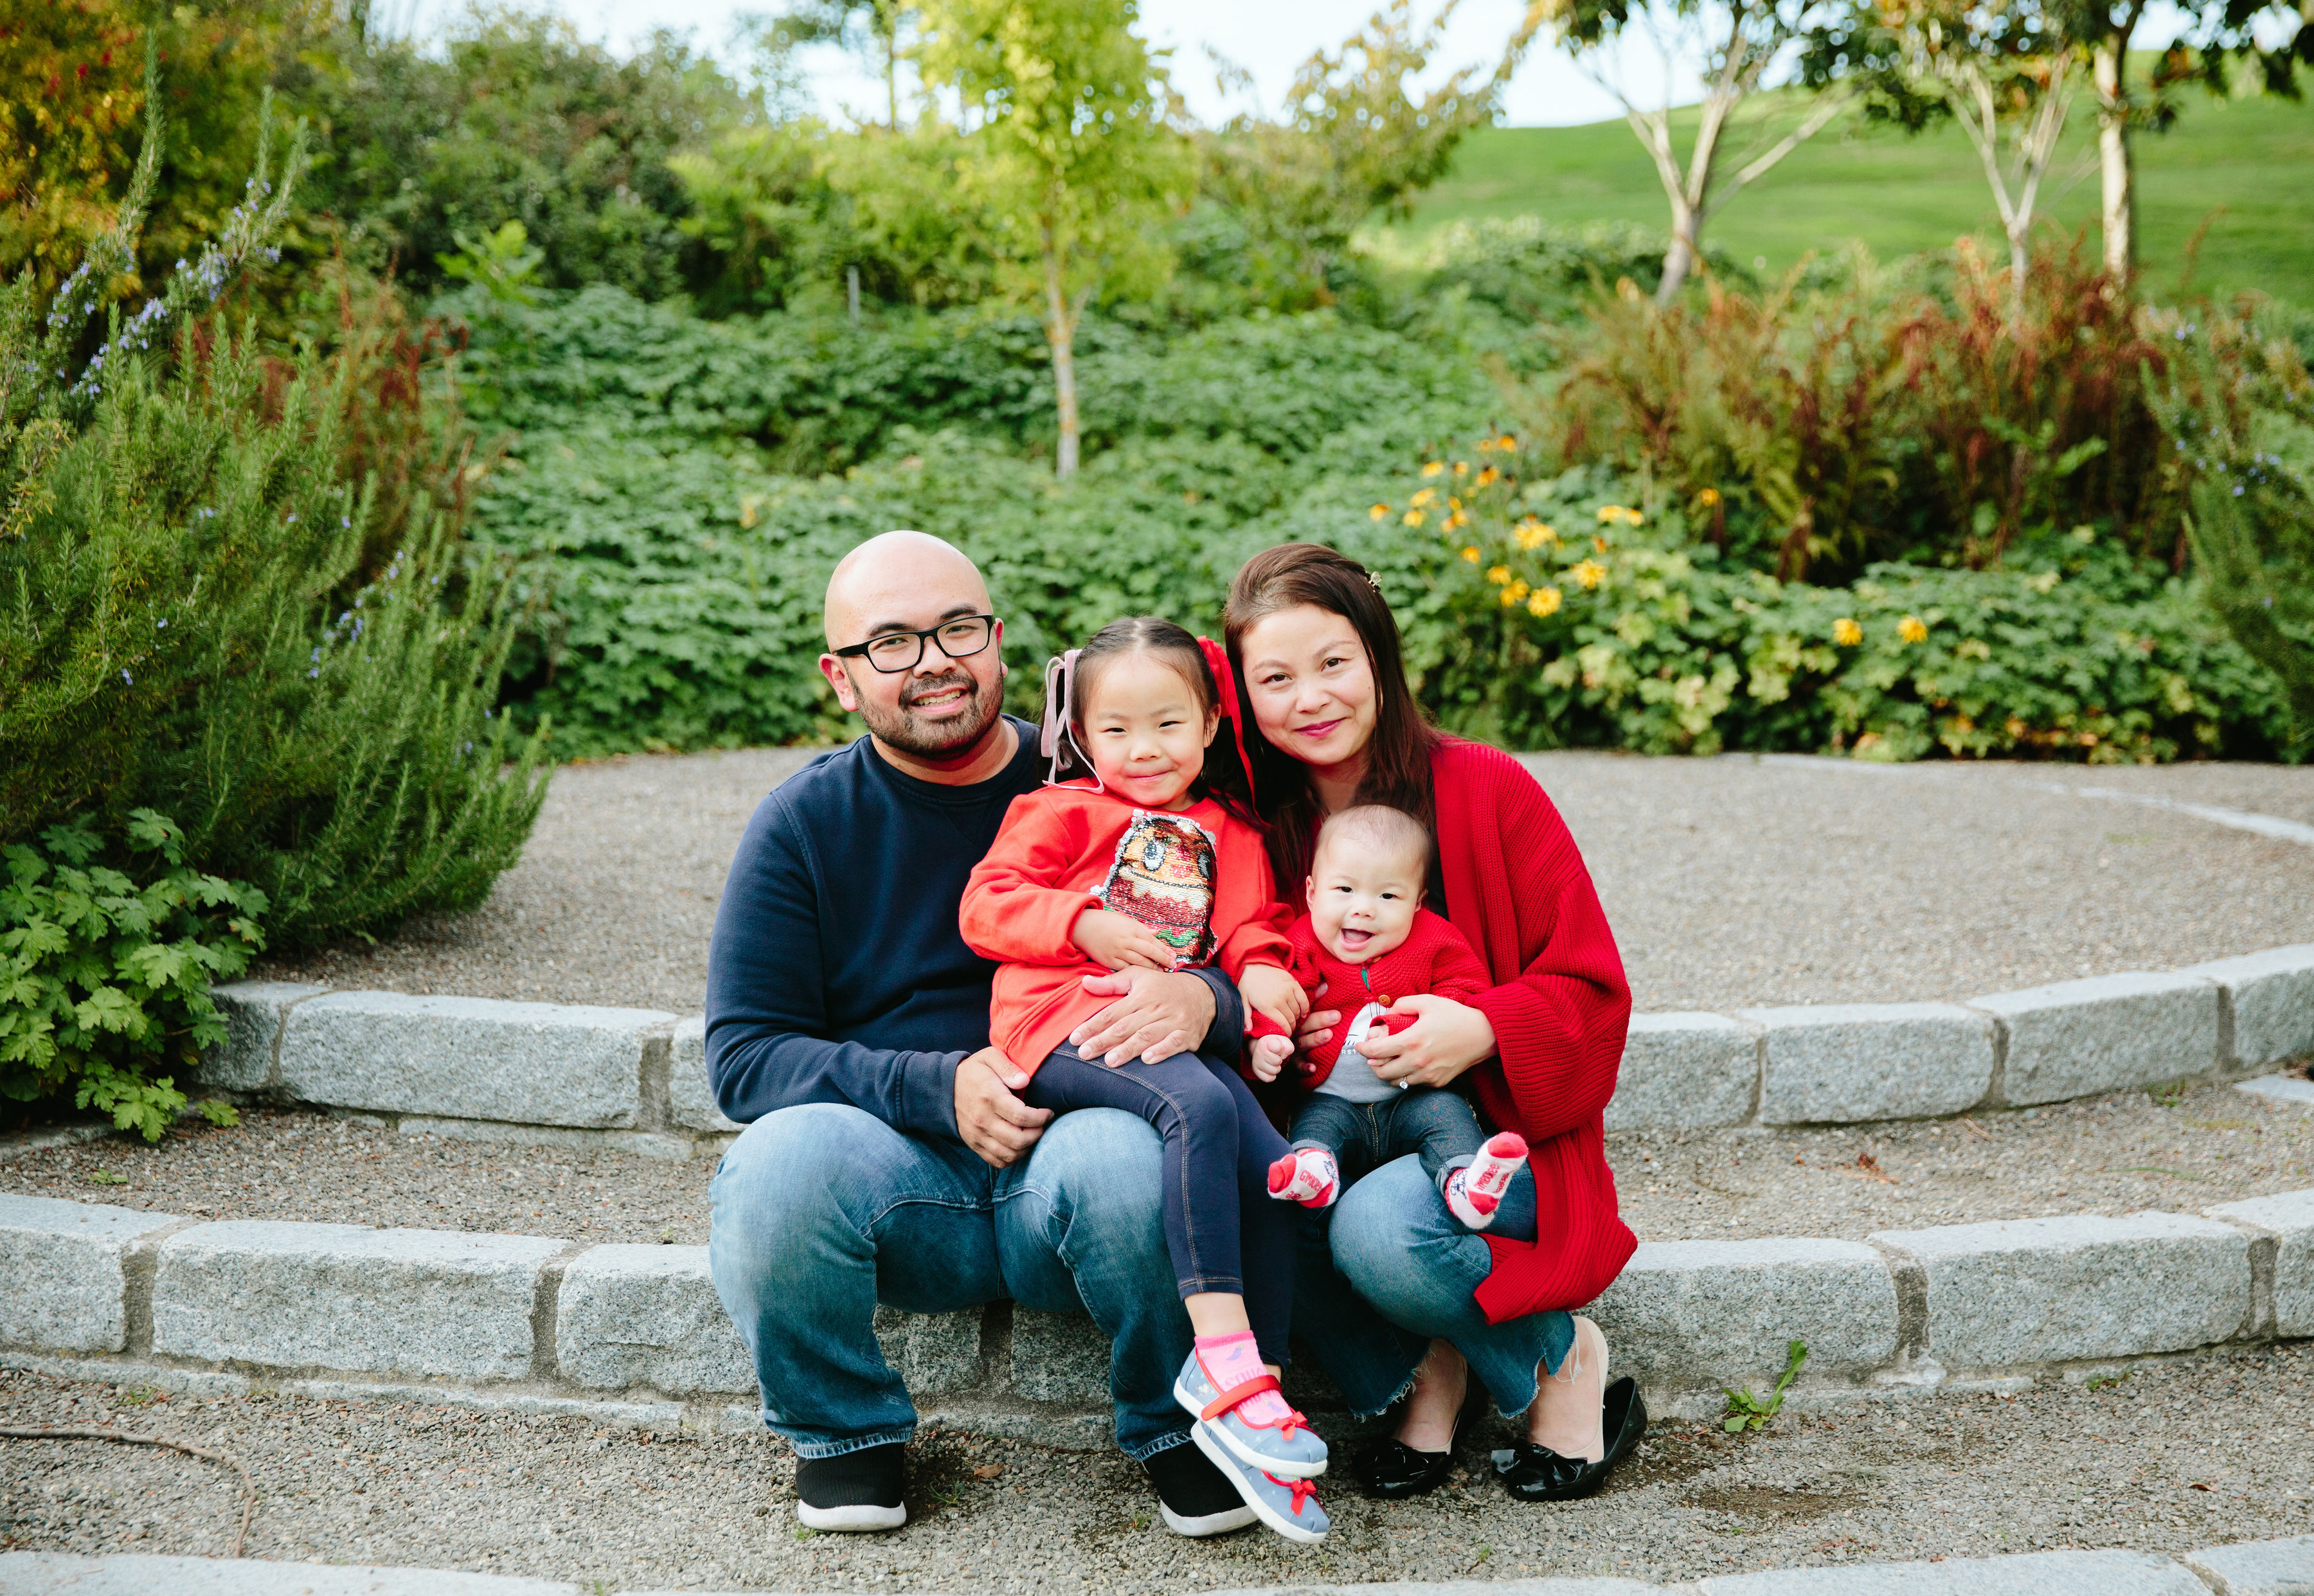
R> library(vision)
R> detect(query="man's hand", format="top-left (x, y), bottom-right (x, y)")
top-left (955, 1046), bottom-right (1052, 1168)
top-left (1070, 966), bottom-right (1217, 1066)
top-left (1294, 977), bottom-right (1339, 1056)
top-left (1070, 908), bottom-right (1176, 971)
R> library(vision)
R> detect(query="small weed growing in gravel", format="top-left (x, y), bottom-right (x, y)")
top-left (1723, 1340), bottom-right (1809, 1433)
top-left (791, 1526), bottom-right (818, 1540)
top-left (84, 1170), bottom-right (127, 1186)
top-left (115, 1386), bottom-right (157, 1406)
top-left (2149, 1080), bottom-right (2193, 1108)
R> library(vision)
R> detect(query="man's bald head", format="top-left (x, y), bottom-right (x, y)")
top-left (817, 530), bottom-right (1009, 770)
top-left (823, 530), bottom-right (990, 650)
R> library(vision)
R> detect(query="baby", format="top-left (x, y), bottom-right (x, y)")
top-left (1251, 805), bottom-right (1528, 1230)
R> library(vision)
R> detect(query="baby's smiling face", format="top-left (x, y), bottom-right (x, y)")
top-left (1305, 834), bottom-right (1423, 965)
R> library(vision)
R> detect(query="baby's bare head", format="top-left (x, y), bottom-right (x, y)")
top-left (1307, 806), bottom-right (1430, 963)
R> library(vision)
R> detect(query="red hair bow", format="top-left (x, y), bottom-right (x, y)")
top-left (1198, 636), bottom-right (1255, 804)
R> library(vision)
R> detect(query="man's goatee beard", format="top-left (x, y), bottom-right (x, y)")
top-left (866, 672), bottom-right (1002, 758)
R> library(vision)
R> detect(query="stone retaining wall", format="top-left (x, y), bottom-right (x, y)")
top-left (6, 1187), bottom-right (2310, 1446)
top-left (197, 945), bottom-right (2314, 1156)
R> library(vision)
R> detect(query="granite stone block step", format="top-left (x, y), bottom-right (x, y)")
top-left (1871, 1210), bottom-right (2250, 1370)
top-left (0, 1552), bottom-right (578, 1594)
top-left (2185, 945), bottom-right (2314, 1071)
top-left (1969, 972), bottom-right (2224, 1107)
top-left (0, 1194), bottom-right (182, 1355)
top-left (2185, 1534), bottom-right (2314, 1596)
top-left (554, 1244), bottom-right (753, 1395)
top-left (276, 990), bottom-right (678, 1129)
top-left (1740, 1003), bottom-right (1995, 1125)
top-left (1589, 1237), bottom-right (1899, 1389)
top-left (152, 1221), bottom-right (567, 1381)
top-left (1694, 1546), bottom-right (2209, 1593)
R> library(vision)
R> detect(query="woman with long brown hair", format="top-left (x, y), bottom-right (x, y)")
top-left (1224, 542), bottom-right (1645, 1502)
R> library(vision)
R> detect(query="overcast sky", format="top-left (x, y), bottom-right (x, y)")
top-left (384, 0), bottom-right (2207, 130)
top-left (384, 0), bottom-right (1700, 127)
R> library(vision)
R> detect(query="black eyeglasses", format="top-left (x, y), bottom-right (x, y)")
top-left (832, 614), bottom-right (998, 674)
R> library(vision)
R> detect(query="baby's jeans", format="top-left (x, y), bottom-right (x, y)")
top-left (1288, 1086), bottom-right (1491, 1223)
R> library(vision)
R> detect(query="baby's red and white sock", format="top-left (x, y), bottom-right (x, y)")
top-left (1195, 1332), bottom-right (1296, 1426)
top-left (1442, 1131), bottom-right (1529, 1230)
top-left (1266, 1146), bottom-right (1338, 1208)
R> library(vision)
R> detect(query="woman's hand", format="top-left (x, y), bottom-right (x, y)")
top-left (1358, 993), bottom-right (1497, 1089)
top-left (1236, 962), bottom-right (1307, 1036)
top-left (1071, 908), bottom-right (1175, 972)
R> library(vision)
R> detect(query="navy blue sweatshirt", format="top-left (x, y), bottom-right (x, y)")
top-left (704, 717), bottom-right (1246, 1136)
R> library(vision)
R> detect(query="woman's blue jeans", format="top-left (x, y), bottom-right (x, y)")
top-left (1295, 1153), bottom-right (1576, 1421)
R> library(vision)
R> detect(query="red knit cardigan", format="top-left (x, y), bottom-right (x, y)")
top-left (1425, 738), bottom-right (1635, 1324)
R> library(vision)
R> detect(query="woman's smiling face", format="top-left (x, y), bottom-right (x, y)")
top-left (1237, 604), bottom-right (1377, 776)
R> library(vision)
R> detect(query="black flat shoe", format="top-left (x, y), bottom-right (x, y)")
top-left (1352, 1377), bottom-right (1488, 1500)
top-left (1493, 1375), bottom-right (1647, 1503)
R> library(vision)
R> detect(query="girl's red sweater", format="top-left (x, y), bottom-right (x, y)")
top-left (1422, 739), bottom-right (1635, 1325)
top-left (960, 785), bottom-right (1290, 1073)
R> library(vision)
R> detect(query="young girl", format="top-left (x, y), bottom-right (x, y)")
top-left (959, 616), bottom-right (1329, 1544)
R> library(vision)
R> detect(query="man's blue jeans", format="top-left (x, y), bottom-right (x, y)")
top-left (708, 1101), bottom-right (1193, 1460)
top-left (1294, 1154), bottom-right (1576, 1421)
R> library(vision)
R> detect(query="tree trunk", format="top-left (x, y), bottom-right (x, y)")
top-left (1041, 231), bottom-right (1079, 480)
top-left (2093, 33), bottom-right (2136, 279)
top-left (1657, 206), bottom-right (1700, 304)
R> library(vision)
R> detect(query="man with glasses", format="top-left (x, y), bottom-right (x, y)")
top-left (704, 530), bottom-right (1258, 1536)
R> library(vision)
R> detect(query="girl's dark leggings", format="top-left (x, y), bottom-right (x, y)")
top-left (1025, 1043), bottom-right (1294, 1364)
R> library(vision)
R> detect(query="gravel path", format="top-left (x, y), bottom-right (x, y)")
top-left (248, 749), bottom-right (2314, 1016)
top-left (6, 1345), bottom-right (2311, 1590)
top-left (8, 1079), bottom-right (2306, 1248)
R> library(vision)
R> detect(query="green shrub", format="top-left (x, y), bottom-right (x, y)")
top-left (1, 87), bottom-right (552, 947)
top-left (1400, 442), bottom-right (2288, 760)
top-left (2153, 314), bottom-right (2314, 757)
top-left (1, 811), bottom-right (258, 1141)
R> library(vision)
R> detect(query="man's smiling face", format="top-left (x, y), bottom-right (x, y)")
top-left (819, 531), bottom-right (1007, 764)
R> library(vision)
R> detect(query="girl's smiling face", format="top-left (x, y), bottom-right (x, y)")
top-left (1077, 649), bottom-right (1219, 812)
top-left (1237, 604), bottom-right (1378, 778)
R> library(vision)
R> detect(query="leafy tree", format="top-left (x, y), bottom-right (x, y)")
top-left (767, 0), bottom-right (920, 127)
top-left (0, 0), bottom-right (316, 292)
top-left (914, 0), bottom-right (1187, 476)
top-left (1814, 0), bottom-right (2083, 315)
top-left (2068, 0), bottom-right (2307, 279)
top-left (1198, 0), bottom-right (1542, 307)
top-left (1545, 0), bottom-right (1858, 302)
top-left (294, 12), bottom-right (759, 299)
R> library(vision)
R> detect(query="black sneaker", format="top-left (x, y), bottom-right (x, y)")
top-left (794, 1441), bottom-right (908, 1532)
top-left (1144, 1437), bottom-right (1256, 1537)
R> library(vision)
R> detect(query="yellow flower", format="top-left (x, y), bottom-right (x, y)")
top-left (1592, 534), bottom-right (1610, 554)
top-left (1572, 559), bottom-right (1606, 590)
top-left (1370, 503), bottom-right (1391, 521)
top-left (1496, 433), bottom-right (1516, 450)
top-left (1528, 586), bottom-right (1563, 617)
top-left (1597, 505), bottom-right (1644, 526)
top-left (1487, 565), bottom-right (1512, 585)
top-left (1454, 461), bottom-right (1470, 477)
top-left (1410, 488), bottom-right (1436, 508)
top-left (1445, 509), bottom-right (1469, 530)
top-left (1898, 614), bottom-right (1929, 643)
top-left (1460, 545), bottom-right (1480, 563)
top-left (1475, 465), bottom-right (1501, 487)
top-left (1697, 488), bottom-right (1722, 508)
top-left (1514, 519), bottom-right (1556, 550)
top-left (1422, 461), bottom-right (1446, 479)
top-left (1503, 579), bottom-right (1530, 604)
top-left (1448, 496), bottom-right (1463, 512)
top-left (1404, 510), bottom-right (1426, 527)
top-left (1833, 617), bottom-right (1863, 646)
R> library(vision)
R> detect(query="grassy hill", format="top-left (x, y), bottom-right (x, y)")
top-left (1392, 80), bottom-right (2314, 305)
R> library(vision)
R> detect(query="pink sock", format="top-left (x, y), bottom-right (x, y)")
top-left (1444, 1133), bottom-right (1527, 1230)
top-left (1195, 1331), bottom-right (1295, 1426)
top-left (1266, 1147), bottom-right (1338, 1208)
